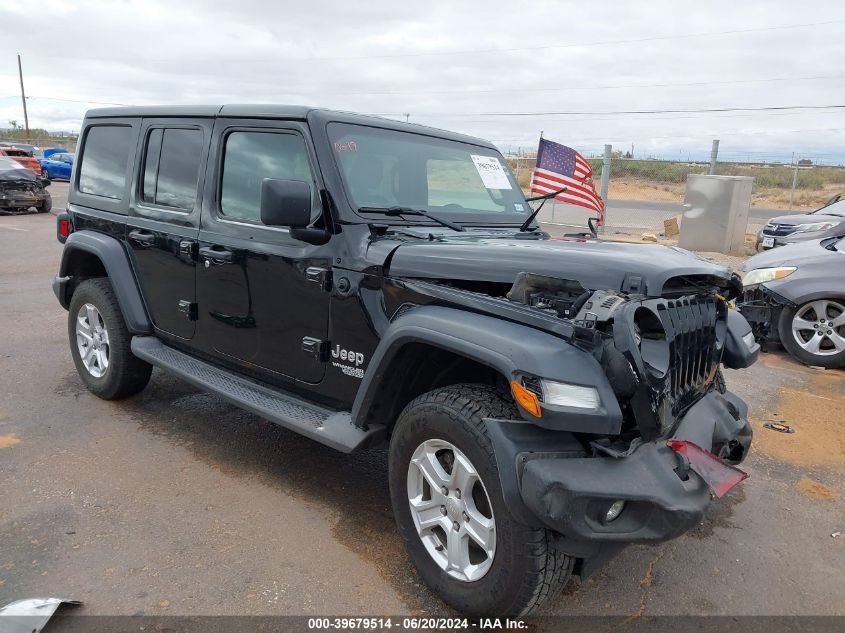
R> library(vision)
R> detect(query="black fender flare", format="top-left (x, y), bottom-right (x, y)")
top-left (55, 230), bottom-right (152, 334)
top-left (350, 305), bottom-right (622, 433)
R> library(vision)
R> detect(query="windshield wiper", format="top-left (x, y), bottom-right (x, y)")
top-left (357, 206), bottom-right (465, 232)
top-left (519, 187), bottom-right (567, 232)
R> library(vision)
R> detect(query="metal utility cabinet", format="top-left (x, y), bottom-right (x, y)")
top-left (679, 175), bottom-right (753, 255)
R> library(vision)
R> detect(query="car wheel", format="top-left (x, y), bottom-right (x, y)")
top-left (778, 299), bottom-right (845, 368)
top-left (389, 384), bottom-right (574, 617)
top-left (68, 278), bottom-right (152, 399)
top-left (37, 191), bottom-right (52, 213)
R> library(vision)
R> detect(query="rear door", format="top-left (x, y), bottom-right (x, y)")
top-left (126, 119), bottom-right (211, 340)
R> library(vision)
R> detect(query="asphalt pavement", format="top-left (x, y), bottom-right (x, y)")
top-left (1, 182), bottom-right (843, 619)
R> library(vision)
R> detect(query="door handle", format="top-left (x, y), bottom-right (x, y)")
top-left (199, 246), bottom-right (233, 263)
top-left (128, 229), bottom-right (155, 246)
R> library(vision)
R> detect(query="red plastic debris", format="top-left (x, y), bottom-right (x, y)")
top-left (667, 439), bottom-right (749, 498)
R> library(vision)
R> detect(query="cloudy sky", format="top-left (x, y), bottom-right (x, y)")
top-left (2, 0), bottom-right (844, 162)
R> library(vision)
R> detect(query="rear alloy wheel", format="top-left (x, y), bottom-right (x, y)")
top-left (779, 299), bottom-right (845, 368)
top-left (76, 303), bottom-right (110, 378)
top-left (68, 278), bottom-right (152, 399)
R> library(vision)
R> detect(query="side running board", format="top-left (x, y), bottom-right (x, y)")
top-left (131, 336), bottom-right (384, 453)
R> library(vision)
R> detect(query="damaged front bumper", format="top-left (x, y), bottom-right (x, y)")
top-left (487, 389), bottom-right (752, 555)
top-left (0, 184), bottom-right (48, 210)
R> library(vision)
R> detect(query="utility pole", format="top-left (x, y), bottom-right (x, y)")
top-left (600, 144), bottom-right (611, 202)
top-left (709, 139), bottom-right (719, 175)
top-left (789, 154), bottom-right (798, 211)
top-left (17, 53), bottom-right (30, 138)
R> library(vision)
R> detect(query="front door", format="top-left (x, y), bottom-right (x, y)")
top-left (194, 120), bottom-right (331, 384)
top-left (126, 118), bottom-right (212, 340)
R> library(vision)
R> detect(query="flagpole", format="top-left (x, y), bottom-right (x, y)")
top-left (534, 131), bottom-right (546, 219)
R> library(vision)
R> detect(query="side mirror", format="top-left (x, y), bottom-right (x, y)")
top-left (260, 178), bottom-right (312, 228)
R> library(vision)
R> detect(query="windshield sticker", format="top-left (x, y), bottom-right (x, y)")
top-left (514, 203), bottom-right (525, 212)
top-left (471, 155), bottom-right (512, 190)
top-left (334, 141), bottom-right (358, 152)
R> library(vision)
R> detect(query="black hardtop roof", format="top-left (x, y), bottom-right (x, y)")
top-left (84, 105), bottom-right (498, 150)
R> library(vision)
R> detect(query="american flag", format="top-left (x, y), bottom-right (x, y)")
top-left (530, 138), bottom-right (604, 222)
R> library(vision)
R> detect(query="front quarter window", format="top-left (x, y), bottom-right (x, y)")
top-left (328, 122), bottom-right (528, 223)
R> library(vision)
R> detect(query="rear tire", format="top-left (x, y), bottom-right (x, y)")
top-left (388, 384), bottom-right (573, 617)
top-left (37, 192), bottom-right (52, 213)
top-left (68, 278), bottom-right (152, 399)
top-left (778, 299), bottom-right (845, 368)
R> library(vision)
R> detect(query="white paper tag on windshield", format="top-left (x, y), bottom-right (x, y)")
top-left (471, 155), bottom-right (512, 190)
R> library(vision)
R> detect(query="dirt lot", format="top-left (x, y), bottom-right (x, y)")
top-left (1, 182), bottom-right (844, 619)
top-left (605, 179), bottom-right (843, 211)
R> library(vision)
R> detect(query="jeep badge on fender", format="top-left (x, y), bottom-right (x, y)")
top-left (331, 345), bottom-right (365, 367)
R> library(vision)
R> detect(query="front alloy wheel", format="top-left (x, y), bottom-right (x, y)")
top-left (389, 384), bottom-right (574, 617)
top-left (779, 298), bottom-right (845, 368)
top-left (407, 439), bottom-right (495, 582)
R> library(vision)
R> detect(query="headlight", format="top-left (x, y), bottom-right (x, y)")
top-left (742, 331), bottom-right (756, 350)
top-left (540, 379), bottom-right (601, 410)
top-left (793, 222), bottom-right (837, 233)
top-left (742, 266), bottom-right (796, 287)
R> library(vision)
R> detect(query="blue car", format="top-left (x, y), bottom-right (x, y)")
top-left (40, 152), bottom-right (74, 180)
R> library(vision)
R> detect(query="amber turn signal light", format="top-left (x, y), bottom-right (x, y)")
top-left (511, 380), bottom-right (542, 418)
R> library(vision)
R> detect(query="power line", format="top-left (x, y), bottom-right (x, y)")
top-left (237, 17), bottom-right (845, 62)
top-left (27, 96), bottom-right (129, 106)
top-left (421, 105), bottom-right (845, 119)
top-left (281, 73), bottom-right (845, 97)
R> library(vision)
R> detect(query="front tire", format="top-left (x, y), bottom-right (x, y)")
top-left (388, 384), bottom-right (574, 617)
top-left (778, 299), bottom-right (845, 368)
top-left (68, 278), bottom-right (152, 399)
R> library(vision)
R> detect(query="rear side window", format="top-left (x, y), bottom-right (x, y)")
top-left (220, 131), bottom-right (313, 222)
top-left (78, 125), bottom-right (132, 199)
top-left (141, 128), bottom-right (204, 210)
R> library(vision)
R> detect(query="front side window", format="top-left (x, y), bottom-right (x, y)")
top-left (78, 125), bottom-right (132, 199)
top-left (328, 123), bottom-right (528, 222)
top-left (141, 128), bottom-right (203, 210)
top-left (220, 131), bottom-right (313, 222)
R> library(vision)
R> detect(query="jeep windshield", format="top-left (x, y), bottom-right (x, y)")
top-left (327, 122), bottom-right (530, 226)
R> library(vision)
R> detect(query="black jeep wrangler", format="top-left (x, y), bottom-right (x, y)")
top-left (53, 106), bottom-right (758, 617)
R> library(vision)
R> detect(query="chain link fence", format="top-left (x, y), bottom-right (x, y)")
top-left (0, 136), bottom-right (78, 154)
top-left (506, 150), bottom-right (845, 237)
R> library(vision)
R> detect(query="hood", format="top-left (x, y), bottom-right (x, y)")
top-left (742, 238), bottom-right (839, 271)
top-left (765, 212), bottom-right (844, 226)
top-left (386, 236), bottom-right (737, 297)
top-left (0, 165), bottom-right (36, 182)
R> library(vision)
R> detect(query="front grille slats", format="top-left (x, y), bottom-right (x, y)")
top-left (762, 223), bottom-right (796, 237)
top-left (658, 296), bottom-right (720, 416)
